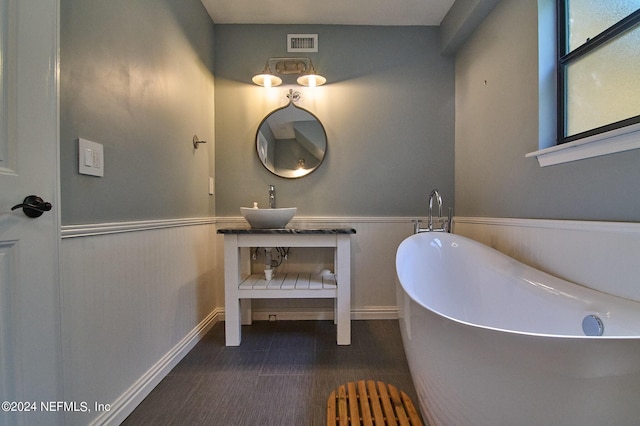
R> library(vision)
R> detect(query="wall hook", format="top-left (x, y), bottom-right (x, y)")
top-left (193, 135), bottom-right (207, 149)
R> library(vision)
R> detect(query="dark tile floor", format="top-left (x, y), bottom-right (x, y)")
top-left (122, 320), bottom-right (420, 425)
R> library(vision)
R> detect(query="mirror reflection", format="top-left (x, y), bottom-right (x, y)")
top-left (256, 101), bottom-right (327, 178)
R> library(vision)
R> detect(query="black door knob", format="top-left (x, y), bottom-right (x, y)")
top-left (11, 195), bottom-right (52, 218)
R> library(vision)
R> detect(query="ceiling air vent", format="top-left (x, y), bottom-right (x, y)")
top-left (287, 34), bottom-right (318, 53)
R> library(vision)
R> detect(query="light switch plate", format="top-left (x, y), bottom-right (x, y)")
top-left (209, 177), bottom-right (214, 195)
top-left (78, 138), bottom-right (104, 177)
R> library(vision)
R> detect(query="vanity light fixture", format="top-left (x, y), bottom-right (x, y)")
top-left (251, 63), bottom-right (283, 88)
top-left (296, 62), bottom-right (326, 87)
top-left (252, 57), bottom-right (326, 87)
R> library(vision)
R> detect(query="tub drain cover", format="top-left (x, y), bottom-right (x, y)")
top-left (582, 314), bottom-right (604, 336)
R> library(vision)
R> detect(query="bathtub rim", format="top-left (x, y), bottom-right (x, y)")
top-left (396, 231), bottom-right (640, 340)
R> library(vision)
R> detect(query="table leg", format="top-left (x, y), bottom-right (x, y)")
top-left (224, 235), bottom-right (241, 346)
top-left (336, 235), bottom-right (351, 345)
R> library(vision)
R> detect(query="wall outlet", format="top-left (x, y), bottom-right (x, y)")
top-left (78, 138), bottom-right (104, 177)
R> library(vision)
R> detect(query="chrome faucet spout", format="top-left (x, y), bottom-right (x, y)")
top-left (428, 189), bottom-right (442, 231)
top-left (268, 185), bottom-right (276, 209)
top-left (414, 189), bottom-right (452, 234)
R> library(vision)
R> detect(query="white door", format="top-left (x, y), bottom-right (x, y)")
top-left (0, 0), bottom-right (62, 425)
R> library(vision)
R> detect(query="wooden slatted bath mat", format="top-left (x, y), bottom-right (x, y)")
top-left (327, 380), bottom-right (423, 426)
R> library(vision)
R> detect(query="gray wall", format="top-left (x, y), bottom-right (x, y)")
top-left (60, 0), bottom-right (216, 225)
top-left (455, 0), bottom-right (640, 221)
top-left (61, 2), bottom-right (636, 224)
top-left (214, 25), bottom-right (455, 217)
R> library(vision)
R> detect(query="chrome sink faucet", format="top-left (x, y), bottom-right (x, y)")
top-left (268, 184), bottom-right (276, 208)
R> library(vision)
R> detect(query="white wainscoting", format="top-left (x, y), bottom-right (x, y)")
top-left (60, 219), bottom-right (219, 426)
top-left (59, 216), bottom-right (418, 425)
top-left (455, 217), bottom-right (640, 303)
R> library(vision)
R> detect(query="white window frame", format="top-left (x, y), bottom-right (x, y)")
top-left (527, 1), bottom-right (640, 167)
top-left (526, 123), bottom-right (640, 167)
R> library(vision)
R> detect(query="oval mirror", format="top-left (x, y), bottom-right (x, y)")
top-left (256, 99), bottom-right (327, 178)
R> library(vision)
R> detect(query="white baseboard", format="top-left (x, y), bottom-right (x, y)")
top-left (90, 308), bottom-right (222, 426)
top-left (351, 306), bottom-right (398, 320)
top-left (221, 307), bottom-right (398, 322)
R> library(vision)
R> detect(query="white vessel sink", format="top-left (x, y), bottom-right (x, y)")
top-left (240, 207), bottom-right (297, 229)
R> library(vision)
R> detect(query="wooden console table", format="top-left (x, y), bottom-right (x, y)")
top-left (217, 228), bottom-right (355, 346)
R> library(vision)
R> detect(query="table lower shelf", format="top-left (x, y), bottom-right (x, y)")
top-left (239, 272), bottom-right (337, 290)
top-left (237, 273), bottom-right (337, 299)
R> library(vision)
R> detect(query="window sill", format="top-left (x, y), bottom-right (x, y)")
top-left (526, 123), bottom-right (640, 167)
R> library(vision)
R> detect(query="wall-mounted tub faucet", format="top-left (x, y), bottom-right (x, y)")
top-left (268, 184), bottom-right (276, 208)
top-left (414, 189), bottom-right (452, 234)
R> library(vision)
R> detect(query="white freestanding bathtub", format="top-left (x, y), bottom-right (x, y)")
top-left (395, 232), bottom-right (640, 426)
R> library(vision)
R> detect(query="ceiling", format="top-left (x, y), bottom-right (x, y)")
top-left (201, 0), bottom-right (456, 26)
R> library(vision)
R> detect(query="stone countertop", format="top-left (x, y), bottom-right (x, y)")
top-left (217, 227), bottom-right (356, 234)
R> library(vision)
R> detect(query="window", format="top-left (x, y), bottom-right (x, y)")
top-left (557, 1), bottom-right (640, 145)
